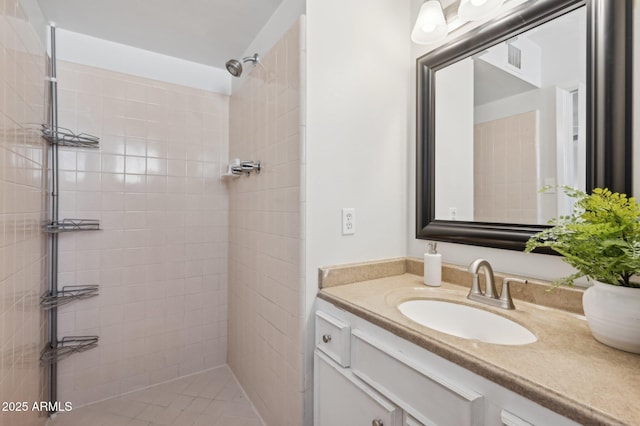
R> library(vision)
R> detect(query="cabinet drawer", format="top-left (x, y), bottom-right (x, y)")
top-left (316, 310), bottom-right (351, 367)
top-left (351, 330), bottom-right (483, 426)
top-left (315, 350), bottom-right (402, 426)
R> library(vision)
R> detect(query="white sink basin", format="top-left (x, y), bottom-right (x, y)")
top-left (398, 300), bottom-right (537, 345)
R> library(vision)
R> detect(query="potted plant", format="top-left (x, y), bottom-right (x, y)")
top-left (525, 187), bottom-right (640, 353)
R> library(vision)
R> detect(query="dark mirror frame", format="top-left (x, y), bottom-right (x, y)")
top-left (416, 0), bottom-right (632, 251)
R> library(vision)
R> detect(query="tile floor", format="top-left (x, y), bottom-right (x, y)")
top-left (48, 366), bottom-right (262, 426)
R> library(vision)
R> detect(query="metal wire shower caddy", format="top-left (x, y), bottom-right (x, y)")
top-left (41, 23), bottom-right (101, 414)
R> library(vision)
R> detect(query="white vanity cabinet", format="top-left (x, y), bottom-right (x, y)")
top-left (314, 299), bottom-right (580, 426)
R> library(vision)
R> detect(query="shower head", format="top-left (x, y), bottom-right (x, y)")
top-left (225, 59), bottom-right (243, 77)
top-left (225, 53), bottom-right (260, 77)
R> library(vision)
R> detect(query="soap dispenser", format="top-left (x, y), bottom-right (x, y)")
top-left (424, 242), bottom-right (442, 287)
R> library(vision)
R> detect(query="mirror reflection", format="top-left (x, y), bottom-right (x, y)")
top-left (434, 7), bottom-right (586, 225)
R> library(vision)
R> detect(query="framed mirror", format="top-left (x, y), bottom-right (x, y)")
top-left (416, 0), bottom-right (632, 251)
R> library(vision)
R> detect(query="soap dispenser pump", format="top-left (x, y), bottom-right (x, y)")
top-left (424, 242), bottom-right (442, 287)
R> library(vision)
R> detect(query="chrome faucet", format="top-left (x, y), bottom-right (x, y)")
top-left (467, 259), bottom-right (527, 310)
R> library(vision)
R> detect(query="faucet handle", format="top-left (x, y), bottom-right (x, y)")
top-left (500, 278), bottom-right (528, 310)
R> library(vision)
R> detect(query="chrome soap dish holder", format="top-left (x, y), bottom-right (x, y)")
top-left (224, 158), bottom-right (261, 177)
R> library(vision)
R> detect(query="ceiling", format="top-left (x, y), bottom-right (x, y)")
top-left (36, 0), bottom-right (285, 69)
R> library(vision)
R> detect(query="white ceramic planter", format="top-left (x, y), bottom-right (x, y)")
top-left (583, 280), bottom-right (640, 354)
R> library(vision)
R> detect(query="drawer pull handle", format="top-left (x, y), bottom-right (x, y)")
top-left (322, 334), bottom-right (332, 343)
top-left (372, 420), bottom-right (384, 426)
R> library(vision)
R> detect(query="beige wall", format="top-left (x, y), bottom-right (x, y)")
top-left (54, 61), bottom-right (230, 405)
top-left (474, 111), bottom-right (538, 223)
top-left (0, 0), bottom-right (48, 425)
top-left (228, 18), bottom-right (305, 426)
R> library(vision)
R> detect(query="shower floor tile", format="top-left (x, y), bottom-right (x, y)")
top-left (48, 366), bottom-right (262, 426)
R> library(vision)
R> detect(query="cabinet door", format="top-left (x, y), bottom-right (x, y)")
top-left (315, 350), bottom-right (402, 426)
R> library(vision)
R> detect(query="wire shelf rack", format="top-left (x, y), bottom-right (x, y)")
top-left (41, 286), bottom-right (99, 310)
top-left (44, 219), bottom-right (100, 233)
top-left (41, 124), bottom-right (100, 148)
top-left (40, 336), bottom-right (99, 364)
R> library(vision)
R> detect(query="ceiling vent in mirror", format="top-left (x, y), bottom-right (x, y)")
top-left (507, 44), bottom-right (522, 69)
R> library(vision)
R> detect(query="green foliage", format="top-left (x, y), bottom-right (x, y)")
top-left (525, 187), bottom-right (640, 287)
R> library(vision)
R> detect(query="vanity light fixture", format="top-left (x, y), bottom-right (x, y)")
top-left (457, 0), bottom-right (504, 21)
top-left (411, 0), bottom-right (448, 45)
top-left (412, 0), bottom-right (507, 45)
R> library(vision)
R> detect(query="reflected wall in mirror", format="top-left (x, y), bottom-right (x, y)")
top-left (416, 0), bottom-right (632, 251)
top-left (435, 7), bottom-right (586, 225)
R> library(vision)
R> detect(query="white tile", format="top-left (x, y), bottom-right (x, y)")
top-left (227, 20), bottom-right (303, 426)
top-left (47, 367), bottom-right (261, 426)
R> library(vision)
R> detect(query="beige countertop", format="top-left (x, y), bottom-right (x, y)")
top-left (317, 263), bottom-right (640, 426)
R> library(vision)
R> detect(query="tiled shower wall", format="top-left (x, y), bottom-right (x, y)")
top-left (0, 1), bottom-right (48, 426)
top-left (54, 61), bottom-right (230, 406)
top-left (474, 111), bottom-right (538, 223)
top-left (228, 18), bottom-right (305, 426)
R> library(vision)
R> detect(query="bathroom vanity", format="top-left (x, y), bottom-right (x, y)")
top-left (313, 259), bottom-right (640, 426)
